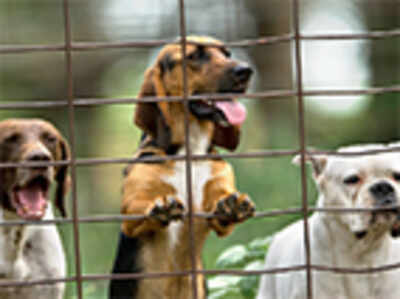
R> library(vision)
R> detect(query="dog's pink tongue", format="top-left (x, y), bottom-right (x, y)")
top-left (215, 101), bottom-right (247, 126)
top-left (16, 186), bottom-right (47, 220)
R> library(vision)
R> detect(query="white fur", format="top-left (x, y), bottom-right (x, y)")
top-left (163, 123), bottom-right (213, 249)
top-left (0, 204), bottom-right (66, 299)
top-left (257, 145), bottom-right (400, 299)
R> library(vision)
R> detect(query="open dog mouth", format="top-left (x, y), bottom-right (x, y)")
top-left (189, 89), bottom-right (247, 127)
top-left (12, 175), bottom-right (50, 220)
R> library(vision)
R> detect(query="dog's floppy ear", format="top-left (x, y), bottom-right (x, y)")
top-left (55, 137), bottom-right (71, 218)
top-left (0, 170), bottom-right (5, 204)
top-left (134, 63), bottom-right (173, 138)
top-left (134, 68), bottom-right (159, 136)
top-left (292, 154), bottom-right (327, 178)
top-left (212, 124), bottom-right (241, 151)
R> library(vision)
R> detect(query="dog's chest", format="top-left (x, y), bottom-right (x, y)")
top-left (162, 160), bottom-right (213, 249)
top-left (0, 206), bottom-right (66, 282)
top-left (163, 160), bottom-right (212, 210)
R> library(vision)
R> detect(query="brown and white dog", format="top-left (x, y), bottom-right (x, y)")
top-left (0, 119), bottom-right (70, 299)
top-left (109, 36), bottom-right (255, 299)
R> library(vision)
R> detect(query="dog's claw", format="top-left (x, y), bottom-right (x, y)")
top-left (214, 193), bottom-right (255, 225)
top-left (149, 196), bottom-right (185, 226)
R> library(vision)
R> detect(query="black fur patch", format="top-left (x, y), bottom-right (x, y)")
top-left (166, 144), bottom-right (180, 155)
top-left (159, 53), bottom-right (176, 74)
top-left (109, 232), bottom-right (142, 299)
top-left (187, 45), bottom-right (210, 64)
top-left (0, 190), bottom-right (12, 213)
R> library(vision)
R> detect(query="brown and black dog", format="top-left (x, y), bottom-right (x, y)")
top-left (0, 119), bottom-right (70, 299)
top-left (109, 36), bottom-right (255, 299)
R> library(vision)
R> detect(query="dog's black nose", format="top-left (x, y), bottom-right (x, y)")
top-left (232, 65), bottom-right (253, 82)
top-left (26, 151), bottom-right (51, 170)
top-left (27, 152), bottom-right (51, 162)
top-left (370, 181), bottom-right (396, 205)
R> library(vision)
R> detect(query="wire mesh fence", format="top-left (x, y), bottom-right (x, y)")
top-left (1, 0), bottom-right (400, 299)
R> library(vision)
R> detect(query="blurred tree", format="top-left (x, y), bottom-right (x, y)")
top-left (360, 0), bottom-right (400, 142)
top-left (243, 0), bottom-right (298, 150)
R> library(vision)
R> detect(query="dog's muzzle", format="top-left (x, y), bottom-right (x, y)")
top-left (218, 63), bottom-right (253, 93)
top-left (369, 181), bottom-right (397, 208)
top-left (354, 181), bottom-right (399, 240)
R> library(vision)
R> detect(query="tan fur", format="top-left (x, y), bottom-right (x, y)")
top-left (204, 159), bottom-right (252, 237)
top-left (122, 152), bottom-right (252, 299)
top-left (134, 36), bottom-right (245, 148)
top-left (119, 37), bottom-right (254, 299)
top-left (121, 150), bottom-right (177, 236)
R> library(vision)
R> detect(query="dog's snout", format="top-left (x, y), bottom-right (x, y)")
top-left (232, 65), bottom-right (253, 82)
top-left (26, 152), bottom-right (51, 162)
top-left (25, 150), bottom-right (51, 170)
top-left (370, 181), bottom-right (395, 197)
top-left (370, 181), bottom-right (396, 205)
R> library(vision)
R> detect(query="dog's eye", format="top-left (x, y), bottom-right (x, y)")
top-left (343, 175), bottom-right (361, 185)
top-left (187, 52), bottom-right (196, 60)
top-left (393, 172), bottom-right (400, 181)
top-left (4, 133), bottom-right (21, 145)
top-left (187, 46), bottom-right (208, 61)
top-left (42, 133), bottom-right (57, 144)
top-left (223, 49), bottom-right (232, 58)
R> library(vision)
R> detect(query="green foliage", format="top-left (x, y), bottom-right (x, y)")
top-left (208, 235), bottom-right (273, 299)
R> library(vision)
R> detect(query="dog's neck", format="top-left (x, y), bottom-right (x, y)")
top-left (143, 121), bottom-right (212, 156)
top-left (0, 208), bottom-right (27, 273)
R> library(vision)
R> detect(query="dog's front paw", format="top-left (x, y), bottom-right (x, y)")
top-left (148, 195), bottom-right (185, 226)
top-left (214, 193), bottom-right (255, 226)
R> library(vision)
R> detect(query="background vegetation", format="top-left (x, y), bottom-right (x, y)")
top-left (1, 0), bottom-right (400, 298)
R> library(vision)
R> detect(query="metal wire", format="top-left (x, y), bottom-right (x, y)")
top-left (2, 27), bottom-right (400, 54)
top-left (3, 203), bottom-right (400, 228)
top-left (62, 0), bottom-right (83, 298)
top-left (1, 1), bottom-right (400, 299)
top-left (2, 145), bottom-right (400, 169)
top-left (292, 0), bottom-right (313, 298)
top-left (3, 84), bottom-right (400, 109)
top-left (178, 0), bottom-right (200, 298)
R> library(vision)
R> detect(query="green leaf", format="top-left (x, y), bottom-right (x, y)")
top-left (248, 236), bottom-right (273, 252)
top-left (208, 287), bottom-right (241, 299)
top-left (216, 245), bottom-right (248, 268)
top-left (238, 261), bottom-right (266, 299)
top-left (246, 250), bottom-right (267, 260)
top-left (208, 275), bottom-right (241, 291)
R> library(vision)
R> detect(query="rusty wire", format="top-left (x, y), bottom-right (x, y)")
top-left (3, 84), bottom-right (400, 109)
top-left (178, 0), bottom-right (200, 298)
top-left (62, 0), bottom-right (84, 298)
top-left (292, 0), bottom-right (313, 298)
top-left (1, 0), bottom-right (400, 298)
top-left (2, 27), bottom-right (400, 54)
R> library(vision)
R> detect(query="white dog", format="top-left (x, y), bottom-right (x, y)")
top-left (257, 145), bottom-right (400, 299)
